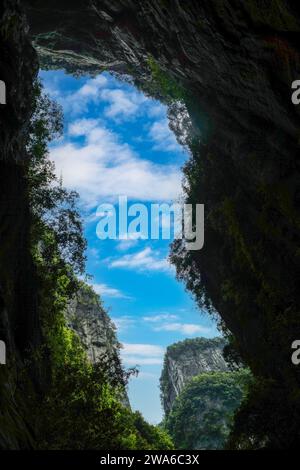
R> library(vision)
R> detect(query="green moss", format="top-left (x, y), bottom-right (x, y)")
top-left (144, 56), bottom-right (186, 103)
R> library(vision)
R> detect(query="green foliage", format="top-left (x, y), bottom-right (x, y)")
top-left (147, 56), bottom-right (186, 102)
top-left (28, 80), bottom-right (86, 275)
top-left (36, 320), bottom-right (173, 450)
top-left (132, 412), bottom-right (174, 450)
top-left (170, 128), bottom-right (300, 447)
top-left (164, 369), bottom-right (252, 450)
top-left (164, 337), bottom-right (226, 360)
top-left (134, 56), bottom-right (186, 104)
top-left (36, 327), bottom-right (149, 450)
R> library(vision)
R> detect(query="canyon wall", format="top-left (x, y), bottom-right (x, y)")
top-left (0, 0), bottom-right (42, 449)
top-left (160, 337), bottom-right (229, 414)
top-left (160, 337), bottom-right (248, 449)
top-left (66, 285), bottom-right (130, 408)
top-left (66, 287), bottom-right (120, 364)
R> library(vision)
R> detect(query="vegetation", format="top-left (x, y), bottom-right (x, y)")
top-left (164, 370), bottom-right (252, 449)
top-left (25, 80), bottom-right (174, 450)
top-left (160, 337), bottom-right (228, 413)
top-left (170, 112), bottom-right (300, 446)
top-left (36, 326), bottom-right (173, 450)
top-left (162, 337), bottom-right (226, 361)
top-left (146, 56), bottom-right (186, 103)
top-left (132, 56), bottom-right (186, 105)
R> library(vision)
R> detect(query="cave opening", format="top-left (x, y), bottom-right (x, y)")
top-left (39, 68), bottom-right (218, 425)
top-left (1, 0), bottom-right (300, 451)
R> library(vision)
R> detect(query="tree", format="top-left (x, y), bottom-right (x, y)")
top-left (164, 370), bottom-right (251, 450)
top-left (27, 80), bottom-right (86, 276)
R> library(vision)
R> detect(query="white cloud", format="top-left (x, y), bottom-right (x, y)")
top-left (100, 88), bottom-right (146, 121)
top-left (111, 316), bottom-right (136, 332)
top-left (84, 211), bottom-right (101, 225)
top-left (44, 71), bottom-right (168, 123)
top-left (116, 238), bottom-right (139, 251)
top-left (58, 75), bottom-right (108, 115)
top-left (50, 119), bottom-right (182, 206)
top-left (122, 357), bottom-right (163, 366)
top-left (154, 322), bottom-right (213, 336)
top-left (121, 343), bottom-right (165, 366)
top-left (91, 282), bottom-right (130, 299)
top-left (79, 75), bottom-right (108, 97)
top-left (122, 343), bottom-right (164, 356)
top-left (147, 103), bottom-right (166, 118)
top-left (149, 119), bottom-right (179, 152)
top-left (143, 313), bottom-right (178, 323)
top-left (109, 247), bottom-right (172, 273)
top-left (87, 247), bottom-right (99, 259)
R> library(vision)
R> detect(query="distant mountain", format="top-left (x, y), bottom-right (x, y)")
top-left (160, 337), bottom-right (230, 414)
top-left (65, 284), bottom-right (130, 408)
top-left (160, 337), bottom-right (250, 449)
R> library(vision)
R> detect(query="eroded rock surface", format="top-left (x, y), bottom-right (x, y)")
top-left (160, 337), bottom-right (229, 414)
top-left (65, 286), bottom-right (130, 407)
top-left (66, 287), bottom-right (119, 363)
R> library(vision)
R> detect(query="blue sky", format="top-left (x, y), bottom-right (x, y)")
top-left (40, 70), bottom-right (219, 423)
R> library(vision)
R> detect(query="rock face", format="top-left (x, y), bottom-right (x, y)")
top-left (160, 337), bottom-right (229, 414)
top-left (66, 287), bottom-right (119, 364)
top-left (65, 285), bottom-right (130, 408)
top-left (0, 0), bottom-right (43, 450)
top-left (0, 0), bottom-right (39, 360)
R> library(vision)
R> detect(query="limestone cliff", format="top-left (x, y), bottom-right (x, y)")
top-left (66, 287), bottom-right (119, 364)
top-left (160, 337), bottom-right (229, 414)
top-left (65, 285), bottom-right (130, 407)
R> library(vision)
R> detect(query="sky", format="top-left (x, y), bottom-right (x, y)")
top-left (40, 69), bottom-right (219, 424)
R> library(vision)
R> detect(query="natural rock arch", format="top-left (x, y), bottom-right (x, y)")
top-left (1, 0), bottom-right (300, 448)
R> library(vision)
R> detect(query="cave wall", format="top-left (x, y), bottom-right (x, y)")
top-left (0, 0), bottom-right (44, 449)
top-left (0, 0), bottom-right (298, 447)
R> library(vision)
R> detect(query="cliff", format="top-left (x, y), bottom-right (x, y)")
top-left (164, 369), bottom-right (251, 450)
top-left (66, 286), bottom-right (120, 364)
top-left (161, 337), bottom-right (250, 449)
top-left (65, 285), bottom-right (130, 408)
top-left (160, 337), bottom-right (229, 414)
